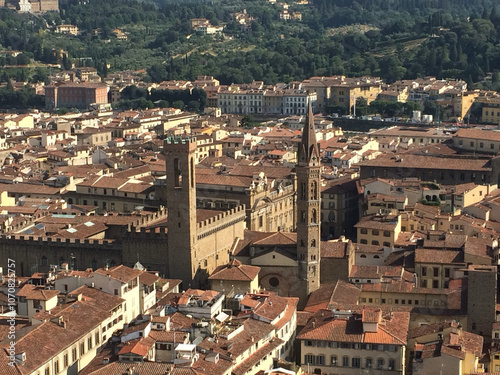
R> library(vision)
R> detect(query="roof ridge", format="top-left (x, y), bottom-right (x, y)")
top-left (379, 324), bottom-right (407, 345)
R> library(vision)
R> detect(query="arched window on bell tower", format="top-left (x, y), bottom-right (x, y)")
top-left (311, 181), bottom-right (317, 200)
top-left (312, 209), bottom-right (317, 224)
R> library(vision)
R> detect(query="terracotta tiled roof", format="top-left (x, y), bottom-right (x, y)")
top-left (297, 309), bottom-right (409, 346)
top-left (320, 240), bottom-right (349, 258)
top-left (408, 320), bottom-right (459, 339)
top-left (118, 337), bottom-right (155, 357)
top-left (362, 308), bottom-right (381, 323)
top-left (84, 362), bottom-right (199, 375)
top-left (94, 264), bottom-right (142, 283)
top-left (454, 128), bottom-right (500, 142)
top-left (252, 231), bottom-right (297, 246)
top-left (139, 271), bottom-right (160, 286)
top-left (354, 214), bottom-right (399, 230)
top-left (359, 153), bottom-right (492, 172)
top-left (148, 330), bottom-right (189, 343)
top-left (305, 282), bottom-right (336, 313)
top-left (414, 249), bottom-right (464, 264)
top-left (3, 286), bottom-right (124, 375)
top-left (178, 289), bottom-right (220, 306)
top-left (16, 284), bottom-right (59, 300)
top-left (196, 173), bottom-right (253, 187)
top-left (209, 260), bottom-right (260, 281)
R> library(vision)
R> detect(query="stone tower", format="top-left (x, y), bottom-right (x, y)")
top-left (296, 103), bottom-right (321, 296)
top-left (165, 136), bottom-right (198, 288)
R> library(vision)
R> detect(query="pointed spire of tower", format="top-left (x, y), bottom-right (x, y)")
top-left (298, 103), bottom-right (320, 166)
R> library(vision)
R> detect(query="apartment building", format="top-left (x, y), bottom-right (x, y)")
top-left (5, 285), bottom-right (126, 375)
top-left (297, 308), bottom-right (409, 374)
top-left (355, 213), bottom-right (401, 247)
top-left (45, 82), bottom-right (108, 110)
top-left (217, 88), bottom-right (317, 115)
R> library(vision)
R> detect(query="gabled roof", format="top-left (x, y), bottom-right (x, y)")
top-left (209, 259), bottom-right (260, 281)
top-left (253, 231), bottom-right (297, 246)
top-left (16, 284), bottom-right (59, 301)
top-left (297, 309), bottom-right (409, 346)
top-left (118, 337), bottom-right (155, 357)
top-left (94, 265), bottom-right (142, 283)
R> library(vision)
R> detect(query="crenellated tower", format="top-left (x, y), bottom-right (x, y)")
top-left (165, 136), bottom-right (198, 288)
top-left (296, 103), bottom-right (321, 296)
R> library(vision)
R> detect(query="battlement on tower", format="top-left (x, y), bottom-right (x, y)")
top-left (164, 136), bottom-right (197, 152)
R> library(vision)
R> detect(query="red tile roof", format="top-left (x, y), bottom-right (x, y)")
top-left (209, 259), bottom-right (260, 281)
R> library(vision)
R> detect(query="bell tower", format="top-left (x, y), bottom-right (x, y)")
top-left (165, 136), bottom-right (198, 288)
top-left (296, 103), bottom-right (321, 296)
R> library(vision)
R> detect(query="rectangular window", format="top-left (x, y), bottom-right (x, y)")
top-left (445, 268), bottom-right (450, 278)
top-left (389, 359), bottom-right (396, 370)
top-left (343, 356), bottom-right (349, 367)
top-left (64, 354), bottom-right (68, 367)
top-left (366, 358), bottom-right (372, 368)
top-left (372, 229), bottom-right (379, 235)
top-left (331, 356), bottom-right (337, 366)
top-left (421, 267), bottom-right (427, 276)
top-left (378, 358), bottom-right (384, 369)
top-left (72, 347), bottom-right (77, 362)
top-left (360, 228), bottom-right (367, 234)
top-left (352, 357), bottom-right (361, 368)
top-left (317, 355), bottom-right (325, 365)
top-left (305, 354), bottom-right (315, 364)
top-left (433, 267), bottom-right (439, 277)
top-left (433, 280), bottom-right (439, 288)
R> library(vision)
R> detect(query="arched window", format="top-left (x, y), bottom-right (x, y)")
top-left (301, 211), bottom-right (306, 223)
top-left (311, 239), bottom-right (316, 247)
top-left (41, 256), bottom-right (48, 266)
top-left (312, 209), bottom-right (317, 223)
top-left (360, 254), bottom-right (367, 258)
top-left (311, 181), bottom-right (317, 200)
top-left (301, 182), bottom-right (307, 200)
top-left (91, 259), bottom-right (98, 270)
